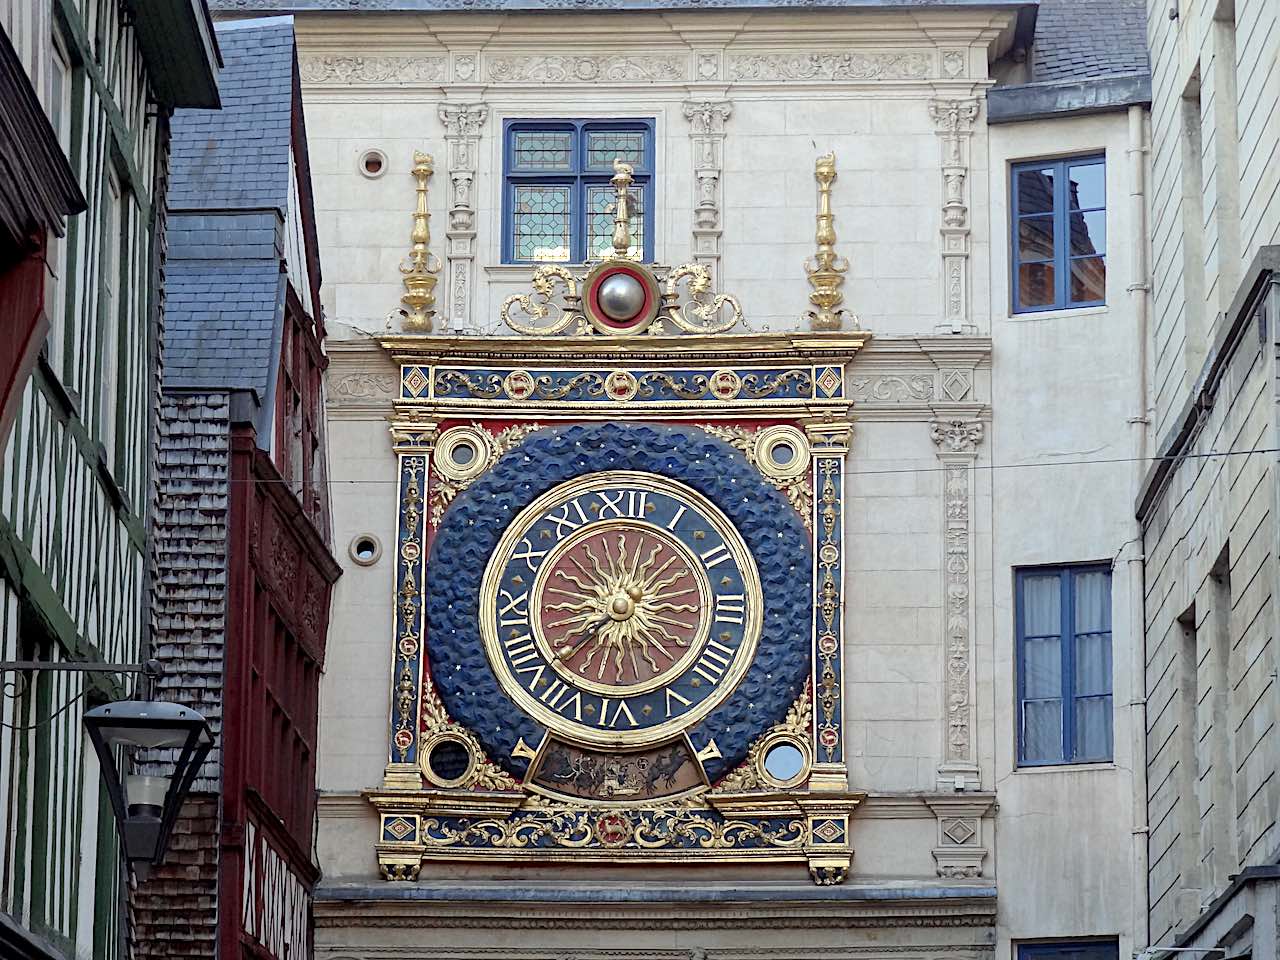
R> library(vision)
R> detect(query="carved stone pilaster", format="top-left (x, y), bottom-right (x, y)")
top-left (924, 795), bottom-right (994, 879)
top-left (928, 98), bottom-right (979, 334)
top-left (681, 100), bottom-right (732, 271)
top-left (438, 102), bottom-right (488, 329)
top-left (929, 410), bottom-right (983, 789)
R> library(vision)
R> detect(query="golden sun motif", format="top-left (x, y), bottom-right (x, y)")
top-left (539, 528), bottom-right (706, 690)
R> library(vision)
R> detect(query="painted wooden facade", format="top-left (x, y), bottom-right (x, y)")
top-left (0, 1), bottom-right (217, 957)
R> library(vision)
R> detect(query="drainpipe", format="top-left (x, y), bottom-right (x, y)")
top-left (1126, 102), bottom-right (1152, 956)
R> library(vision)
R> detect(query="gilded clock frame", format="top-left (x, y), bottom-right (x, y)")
top-left (371, 331), bottom-right (869, 885)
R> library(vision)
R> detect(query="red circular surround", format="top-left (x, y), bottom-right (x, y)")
top-left (587, 264), bottom-right (655, 330)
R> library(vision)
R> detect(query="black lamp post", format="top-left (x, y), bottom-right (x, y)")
top-left (82, 699), bottom-right (213, 876)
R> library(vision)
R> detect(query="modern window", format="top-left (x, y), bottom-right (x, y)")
top-left (502, 119), bottom-right (653, 264)
top-left (1011, 155), bottom-right (1106, 313)
top-left (1016, 564), bottom-right (1113, 765)
top-left (1018, 942), bottom-right (1119, 960)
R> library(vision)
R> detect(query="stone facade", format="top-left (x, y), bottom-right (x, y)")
top-left (1139, 0), bottom-right (1280, 956)
top-left (279, 3), bottom-right (1149, 959)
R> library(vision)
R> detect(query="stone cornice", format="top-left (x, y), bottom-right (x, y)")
top-left (313, 882), bottom-right (998, 929)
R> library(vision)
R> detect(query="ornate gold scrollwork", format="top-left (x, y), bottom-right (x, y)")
top-left (500, 264), bottom-right (586, 336)
top-left (663, 262), bottom-right (743, 334)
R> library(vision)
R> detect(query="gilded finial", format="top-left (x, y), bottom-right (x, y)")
top-left (805, 152), bottom-right (855, 331)
top-left (399, 150), bottom-right (441, 332)
top-left (610, 157), bottom-right (636, 259)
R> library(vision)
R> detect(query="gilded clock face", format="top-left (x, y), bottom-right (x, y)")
top-left (427, 422), bottom-right (812, 784)
top-left (481, 472), bottom-right (761, 749)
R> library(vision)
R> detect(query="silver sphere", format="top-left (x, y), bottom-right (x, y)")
top-left (597, 273), bottom-right (646, 321)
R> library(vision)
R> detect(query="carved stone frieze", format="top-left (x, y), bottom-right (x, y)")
top-left (299, 55), bottom-right (447, 84)
top-left (727, 51), bottom-right (931, 82)
top-left (487, 54), bottom-right (686, 83)
top-left (848, 373), bottom-right (935, 403)
top-left (329, 372), bottom-right (398, 405)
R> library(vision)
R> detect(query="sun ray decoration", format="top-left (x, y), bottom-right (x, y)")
top-left (546, 531), bottom-right (702, 685)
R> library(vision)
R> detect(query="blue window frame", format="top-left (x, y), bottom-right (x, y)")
top-left (502, 119), bottom-right (655, 264)
top-left (1016, 564), bottom-right (1113, 766)
top-left (1018, 942), bottom-right (1118, 960)
top-left (1011, 155), bottom-right (1106, 313)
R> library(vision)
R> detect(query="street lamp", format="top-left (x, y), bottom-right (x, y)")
top-left (82, 698), bottom-right (213, 876)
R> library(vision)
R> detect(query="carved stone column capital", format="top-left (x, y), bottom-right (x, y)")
top-left (927, 97), bottom-right (980, 135)
top-left (929, 418), bottom-right (984, 456)
top-left (438, 101), bottom-right (488, 138)
top-left (682, 99), bottom-right (733, 134)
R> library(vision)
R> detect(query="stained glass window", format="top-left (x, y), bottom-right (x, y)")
top-left (503, 120), bottom-right (654, 263)
top-left (511, 130), bottom-right (573, 171)
top-left (586, 184), bottom-right (644, 261)
top-left (585, 130), bottom-right (646, 170)
top-left (513, 185), bottom-right (571, 262)
top-left (1011, 155), bottom-right (1106, 312)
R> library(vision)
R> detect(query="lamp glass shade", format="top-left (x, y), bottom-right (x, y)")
top-left (125, 774), bottom-right (170, 818)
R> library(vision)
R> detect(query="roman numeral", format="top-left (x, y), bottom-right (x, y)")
top-left (596, 489), bottom-right (649, 519)
top-left (664, 687), bottom-right (692, 717)
top-left (666, 504), bottom-right (687, 531)
top-left (700, 543), bottom-right (732, 569)
top-left (714, 593), bottom-right (746, 625)
top-left (498, 589), bottom-right (529, 627)
top-left (539, 680), bottom-right (583, 720)
top-left (692, 638), bottom-right (736, 685)
top-left (511, 537), bottom-right (549, 572)
top-left (598, 698), bottom-right (639, 728)
top-left (547, 499), bottom-right (588, 539)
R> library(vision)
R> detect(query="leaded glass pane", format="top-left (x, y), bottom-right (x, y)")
top-left (586, 183), bottom-right (644, 260)
top-left (512, 130), bottom-right (573, 171)
top-left (513, 185), bottom-right (571, 261)
top-left (585, 129), bottom-right (646, 170)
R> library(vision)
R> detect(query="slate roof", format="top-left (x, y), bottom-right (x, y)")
top-left (1032, 0), bottom-right (1149, 83)
top-left (988, 0), bottom-right (1150, 122)
top-left (164, 18), bottom-right (296, 406)
top-left (168, 17), bottom-right (293, 210)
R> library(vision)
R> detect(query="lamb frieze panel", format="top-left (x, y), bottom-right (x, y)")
top-left (299, 55), bottom-right (447, 85)
top-left (486, 54), bottom-right (688, 83)
top-left (727, 51), bottom-right (933, 82)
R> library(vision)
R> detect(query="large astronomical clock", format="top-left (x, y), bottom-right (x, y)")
top-left (368, 162), bottom-right (871, 885)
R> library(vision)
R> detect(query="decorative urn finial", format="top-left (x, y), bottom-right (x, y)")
top-left (399, 151), bottom-right (442, 332)
top-left (804, 152), bottom-right (856, 331)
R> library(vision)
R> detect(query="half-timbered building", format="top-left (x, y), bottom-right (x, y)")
top-left (0, 1), bottom-right (217, 957)
top-left (131, 17), bottom-right (340, 960)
